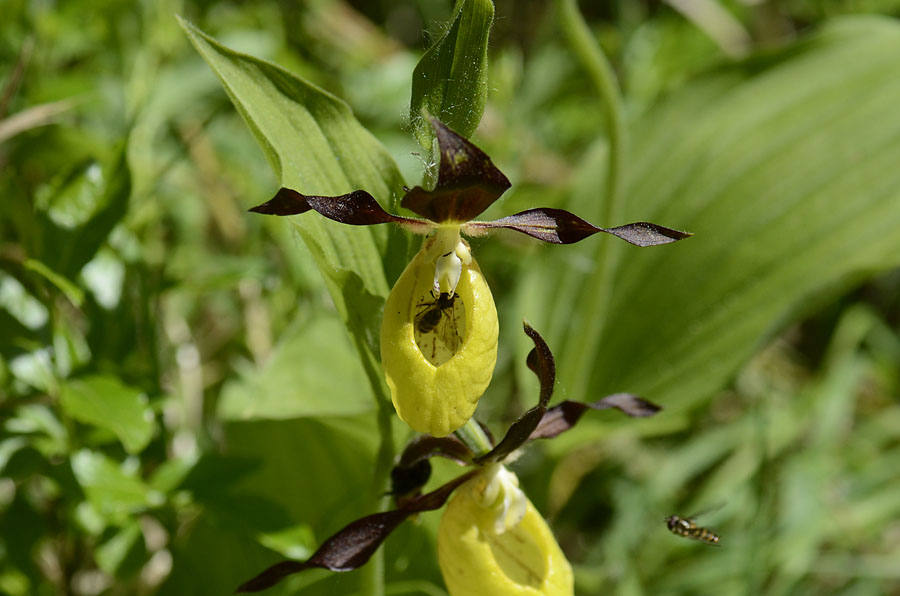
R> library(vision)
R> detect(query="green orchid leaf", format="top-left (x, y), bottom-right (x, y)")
top-left (409, 0), bottom-right (495, 150)
top-left (531, 17), bottom-right (900, 414)
top-left (59, 375), bottom-right (155, 454)
top-left (178, 17), bottom-right (408, 356)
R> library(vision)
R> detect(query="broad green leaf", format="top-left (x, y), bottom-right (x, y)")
top-left (59, 375), bottom-right (155, 454)
top-left (525, 17), bottom-right (900, 413)
top-left (70, 450), bottom-right (162, 522)
top-left (409, 0), bottom-right (495, 149)
top-left (218, 312), bottom-right (373, 420)
top-left (178, 18), bottom-right (408, 344)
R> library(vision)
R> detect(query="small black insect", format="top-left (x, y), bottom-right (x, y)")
top-left (666, 514), bottom-right (720, 545)
top-left (414, 291), bottom-right (462, 361)
top-left (415, 291), bottom-right (458, 334)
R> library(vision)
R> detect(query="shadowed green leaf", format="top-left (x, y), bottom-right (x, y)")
top-left (409, 0), bottom-right (495, 150)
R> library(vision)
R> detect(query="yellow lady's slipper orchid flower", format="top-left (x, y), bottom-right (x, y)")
top-left (380, 230), bottom-right (498, 437)
top-left (437, 466), bottom-right (574, 596)
top-left (249, 115), bottom-right (688, 438)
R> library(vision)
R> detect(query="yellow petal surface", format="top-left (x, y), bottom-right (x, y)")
top-left (380, 246), bottom-right (498, 437)
top-left (438, 477), bottom-right (574, 596)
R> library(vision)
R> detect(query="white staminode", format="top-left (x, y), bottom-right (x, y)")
top-left (429, 226), bottom-right (472, 295)
top-left (477, 464), bottom-right (528, 535)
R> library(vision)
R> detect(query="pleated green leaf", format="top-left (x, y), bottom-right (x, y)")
top-left (409, 0), bottom-right (495, 149)
top-left (533, 17), bottom-right (900, 412)
top-left (179, 17), bottom-right (407, 357)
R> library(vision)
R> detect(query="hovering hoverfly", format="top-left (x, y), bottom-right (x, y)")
top-left (665, 513), bottom-right (720, 545)
top-left (413, 291), bottom-right (463, 364)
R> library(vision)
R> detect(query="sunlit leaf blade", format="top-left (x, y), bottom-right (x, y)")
top-left (251, 187), bottom-right (430, 232)
top-left (468, 208), bottom-right (691, 245)
top-left (547, 17), bottom-right (900, 411)
top-left (178, 17), bottom-right (406, 347)
top-left (236, 471), bottom-right (476, 592)
top-left (409, 0), bottom-right (495, 149)
top-left (401, 117), bottom-right (511, 222)
top-left (529, 393), bottom-right (662, 440)
top-left (59, 375), bottom-right (154, 454)
top-left (477, 322), bottom-right (555, 463)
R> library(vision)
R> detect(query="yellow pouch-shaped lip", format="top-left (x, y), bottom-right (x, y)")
top-left (437, 476), bottom-right (574, 596)
top-left (380, 245), bottom-right (498, 437)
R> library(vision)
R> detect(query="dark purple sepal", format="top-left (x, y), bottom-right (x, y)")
top-left (391, 435), bottom-right (473, 505)
top-left (603, 222), bottom-right (693, 246)
top-left (236, 471), bottom-right (477, 593)
top-left (475, 322), bottom-right (556, 464)
top-left (466, 208), bottom-right (692, 246)
top-left (250, 188), bottom-right (431, 232)
top-left (401, 117), bottom-right (510, 223)
top-left (528, 393), bottom-right (662, 441)
top-left (397, 435), bottom-right (473, 469)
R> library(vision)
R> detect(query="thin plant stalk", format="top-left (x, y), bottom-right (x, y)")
top-left (556, 0), bottom-right (628, 400)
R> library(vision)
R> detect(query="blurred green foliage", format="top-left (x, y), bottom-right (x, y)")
top-left (2, 1), bottom-right (900, 595)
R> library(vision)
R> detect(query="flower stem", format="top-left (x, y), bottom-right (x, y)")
top-left (351, 339), bottom-right (393, 596)
top-left (556, 0), bottom-right (625, 218)
top-left (454, 418), bottom-right (493, 457)
top-left (556, 0), bottom-right (628, 401)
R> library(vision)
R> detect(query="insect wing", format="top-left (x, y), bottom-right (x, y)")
top-left (433, 296), bottom-right (463, 355)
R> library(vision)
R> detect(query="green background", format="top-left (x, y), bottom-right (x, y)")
top-left (2, 1), bottom-right (900, 595)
